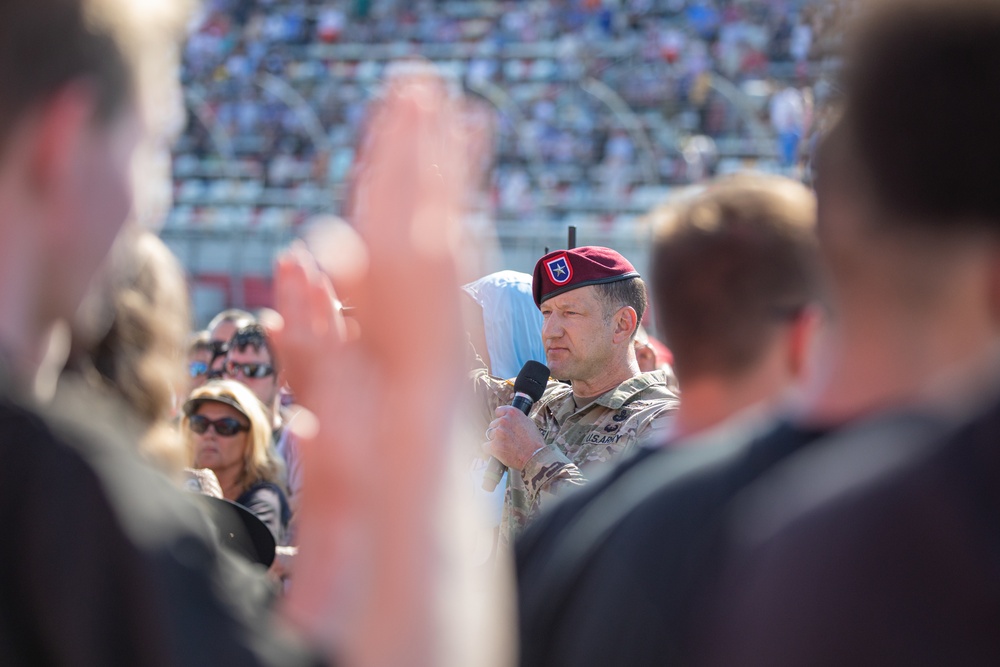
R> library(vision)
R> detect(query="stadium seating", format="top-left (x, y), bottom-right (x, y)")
top-left (168, 0), bottom-right (842, 323)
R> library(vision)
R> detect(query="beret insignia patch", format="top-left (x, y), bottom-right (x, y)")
top-left (545, 254), bottom-right (573, 285)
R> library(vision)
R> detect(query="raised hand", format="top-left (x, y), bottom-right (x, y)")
top-left (271, 73), bottom-right (471, 667)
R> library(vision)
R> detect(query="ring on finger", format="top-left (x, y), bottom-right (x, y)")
top-left (486, 426), bottom-right (496, 441)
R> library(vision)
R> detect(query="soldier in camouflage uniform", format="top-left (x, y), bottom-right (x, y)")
top-left (475, 247), bottom-right (679, 547)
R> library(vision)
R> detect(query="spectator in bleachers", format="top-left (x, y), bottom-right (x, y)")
top-left (770, 82), bottom-right (806, 171)
top-left (188, 329), bottom-right (215, 391)
top-left (184, 379), bottom-right (290, 545)
top-left (224, 321), bottom-right (304, 541)
top-left (225, 323), bottom-right (283, 434)
top-left (207, 307), bottom-right (255, 376)
top-left (172, 0), bottom-right (835, 250)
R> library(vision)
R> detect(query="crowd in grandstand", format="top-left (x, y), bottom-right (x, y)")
top-left (172, 0), bottom-right (846, 233)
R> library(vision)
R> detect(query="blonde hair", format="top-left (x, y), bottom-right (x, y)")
top-left (183, 380), bottom-right (287, 494)
top-left (81, 229), bottom-right (190, 473)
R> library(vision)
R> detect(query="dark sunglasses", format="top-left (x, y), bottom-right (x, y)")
top-left (189, 361), bottom-right (209, 378)
top-left (188, 414), bottom-right (250, 437)
top-left (224, 361), bottom-right (275, 379)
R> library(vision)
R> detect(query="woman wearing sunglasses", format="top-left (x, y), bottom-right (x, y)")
top-left (182, 380), bottom-right (290, 544)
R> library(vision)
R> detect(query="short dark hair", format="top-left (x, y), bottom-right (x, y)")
top-left (593, 277), bottom-right (647, 339)
top-left (843, 0), bottom-right (1000, 228)
top-left (649, 174), bottom-right (820, 380)
top-left (228, 323), bottom-right (278, 370)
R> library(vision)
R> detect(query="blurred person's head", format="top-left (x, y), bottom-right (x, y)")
top-left (817, 0), bottom-right (1000, 315)
top-left (533, 246), bottom-right (647, 393)
top-left (187, 330), bottom-right (214, 391)
top-left (206, 308), bottom-right (255, 375)
top-left (224, 322), bottom-right (281, 426)
top-left (183, 379), bottom-right (284, 500)
top-left (841, 0), bottom-right (1000, 234)
top-left (649, 173), bottom-right (821, 434)
top-left (76, 229), bottom-right (191, 473)
top-left (0, 0), bottom-right (190, 383)
top-left (813, 125), bottom-right (1000, 365)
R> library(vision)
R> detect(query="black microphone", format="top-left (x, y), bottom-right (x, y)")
top-left (483, 360), bottom-right (550, 492)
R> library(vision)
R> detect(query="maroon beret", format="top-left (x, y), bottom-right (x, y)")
top-left (532, 246), bottom-right (640, 307)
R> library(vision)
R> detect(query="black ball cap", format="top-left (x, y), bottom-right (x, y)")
top-left (192, 494), bottom-right (276, 567)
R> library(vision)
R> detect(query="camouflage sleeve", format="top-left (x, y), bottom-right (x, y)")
top-left (630, 402), bottom-right (678, 450)
top-left (519, 445), bottom-right (587, 506)
top-left (469, 364), bottom-right (515, 435)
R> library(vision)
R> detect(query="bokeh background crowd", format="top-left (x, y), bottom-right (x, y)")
top-left (164, 0), bottom-right (843, 325)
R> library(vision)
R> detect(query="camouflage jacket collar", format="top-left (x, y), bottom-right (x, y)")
top-left (592, 370), bottom-right (671, 410)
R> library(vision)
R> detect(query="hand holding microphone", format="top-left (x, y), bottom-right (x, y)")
top-left (483, 360), bottom-right (550, 492)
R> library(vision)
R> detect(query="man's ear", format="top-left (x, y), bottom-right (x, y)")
top-left (612, 306), bottom-right (639, 344)
top-left (27, 81), bottom-right (97, 201)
